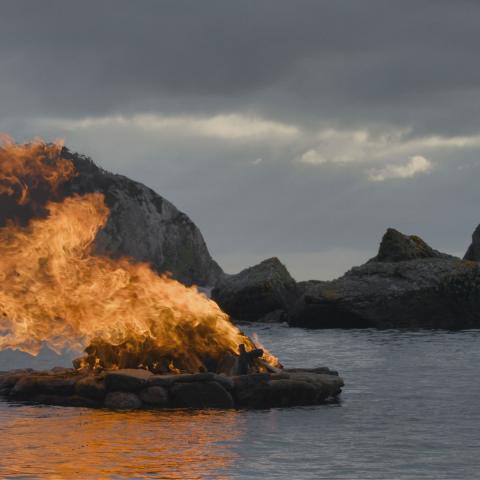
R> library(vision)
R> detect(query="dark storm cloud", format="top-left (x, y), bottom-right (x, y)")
top-left (2, 1), bottom-right (480, 280)
top-left (1, 0), bottom-right (480, 131)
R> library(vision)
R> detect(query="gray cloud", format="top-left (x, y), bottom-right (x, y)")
top-left (2, 1), bottom-right (480, 127)
top-left (1, 1), bottom-right (480, 280)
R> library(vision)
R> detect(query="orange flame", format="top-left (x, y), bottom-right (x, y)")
top-left (0, 138), bottom-right (279, 372)
top-left (0, 134), bottom-right (73, 206)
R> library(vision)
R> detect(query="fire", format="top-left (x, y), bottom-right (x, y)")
top-left (0, 138), bottom-right (279, 373)
top-left (0, 135), bottom-right (74, 213)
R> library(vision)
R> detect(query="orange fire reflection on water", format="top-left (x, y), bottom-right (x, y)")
top-left (0, 406), bottom-right (243, 479)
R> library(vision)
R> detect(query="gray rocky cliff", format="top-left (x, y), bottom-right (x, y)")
top-left (62, 149), bottom-right (223, 287)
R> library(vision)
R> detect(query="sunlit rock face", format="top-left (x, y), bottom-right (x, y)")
top-left (62, 149), bottom-right (223, 287)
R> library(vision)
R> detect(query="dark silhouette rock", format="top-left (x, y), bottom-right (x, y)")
top-left (104, 369), bottom-right (152, 392)
top-left (232, 371), bottom-right (343, 408)
top-left (287, 229), bottom-right (480, 329)
top-left (464, 224), bottom-right (480, 261)
top-left (10, 376), bottom-right (40, 399)
top-left (149, 372), bottom-right (215, 387)
top-left (235, 379), bottom-right (318, 408)
top-left (211, 374), bottom-right (235, 391)
top-left (9, 375), bottom-right (77, 398)
top-left (212, 257), bottom-right (298, 321)
top-left (0, 373), bottom-right (28, 394)
top-left (75, 376), bottom-right (106, 400)
top-left (139, 386), bottom-right (169, 407)
top-left (170, 381), bottom-right (234, 409)
top-left (104, 391), bottom-right (143, 410)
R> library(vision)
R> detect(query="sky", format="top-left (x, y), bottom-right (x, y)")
top-left (1, 0), bottom-right (480, 281)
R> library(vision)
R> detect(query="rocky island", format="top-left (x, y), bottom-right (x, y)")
top-left (213, 229), bottom-right (480, 330)
top-left (0, 367), bottom-right (343, 410)
top-left (55, 149), bottom-right (480, 331)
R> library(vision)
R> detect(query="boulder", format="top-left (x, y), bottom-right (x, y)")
top-left (287, 229), bottom-right (480, 329)
top-left (464, 224), bottom-right (480, 261)
top-left (231, 373), bottom-right (270, 406)
top-left (104, 391), bottom-right (143, 410)
top-left (167, 372), bottom-right (215, 383)
top-left (266, 380), bottom-right (319, 406)
top-left (149, 372), bottom-right (215, 387)
top-left (232, 373), bottom-right (270, 387)
top-left (170, 381), bottom-right (234, 409)
top-left (211, 374), bottom-right (235, 391)
top-left (75, 376), bottom-right (107, 400)
top-left (35, 376), bottom-right (77, 396)
top-left (149, 374), bottom-right (179, 388)
top-left (212, 257), bottom-right (298, 321)
top-left (10, 376), bottom-right (40, 399)
top-left (234, 379), bottom-right (317, 408)
top-left (287, 372), bottom-right (344, 398)
top-left (139, 386), bottom-right (169, 407)
top-left (104, 369), bottom-right (152, 392)
top-left (10, 374), bottom-right (77, 398)
top-left (232, 370), bottom-right (344, 408)
top-left (0, 373), bottom-right (24, 394)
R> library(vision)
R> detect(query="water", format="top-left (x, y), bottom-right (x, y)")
top-left (1, 325), bottom-right (480, 479)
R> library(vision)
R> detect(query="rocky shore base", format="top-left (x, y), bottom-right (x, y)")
top-left (0, 367), bottom-right (343, 410)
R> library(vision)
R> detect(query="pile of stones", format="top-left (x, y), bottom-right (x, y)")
top-left (0, 367), bottom-right (343, 410)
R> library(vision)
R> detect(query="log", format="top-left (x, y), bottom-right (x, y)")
top-left (256, 358), bottom-right (282, 374)
top-left (238, 344), bottom-right (263, 375)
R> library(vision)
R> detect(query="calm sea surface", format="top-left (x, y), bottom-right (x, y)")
top-left (1, 325), bottom-right (480, 479)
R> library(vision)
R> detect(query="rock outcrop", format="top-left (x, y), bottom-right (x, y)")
top-left (464, 224), bottom-right (480, 261)
top-left (0, 367), bottom-right (344, 410)
top-left (287, 229), bottom-right (480, 329)
top-left (211, 257), bottom-right (298, 321)
top-left (371, 228), bottom-right (452, 262)
top-left (61, 149), bottom-right (223, 286)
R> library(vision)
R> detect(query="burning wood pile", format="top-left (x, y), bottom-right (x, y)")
top-left (73, 338), bottom-right (276, 376)
top-left (0, 137), bottom-right (279, 372)
top-left (0, 137), bottom-right (344, 410)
